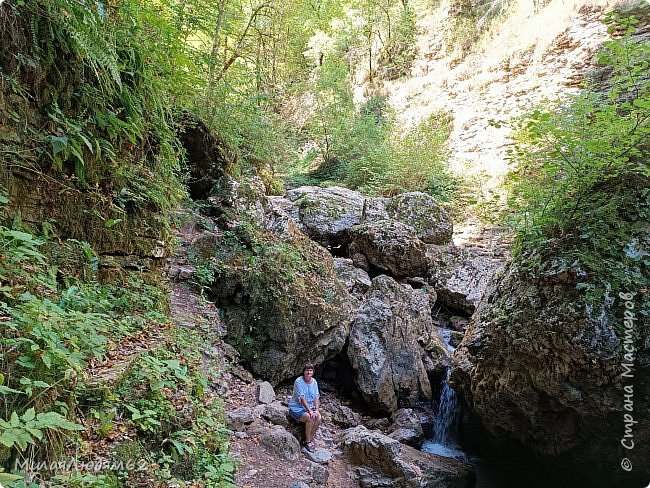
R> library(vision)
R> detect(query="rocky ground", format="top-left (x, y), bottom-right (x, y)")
top-left (226, 380), bottom-right (360, 488)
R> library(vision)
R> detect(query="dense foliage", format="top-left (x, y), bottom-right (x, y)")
top-left (504, 15), bottom-right (649, 312)
top-left (0, 0), bottom-right (185, 212)
top-left (0, 206), bottom-right (234, 486)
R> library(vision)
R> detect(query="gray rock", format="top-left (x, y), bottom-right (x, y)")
top-left (450, 246), bottom-right (650, 487)
top-left (333, 258), bottom-right (372, 299)
top-left (208, 175), bottom-right (269, 226)
top-left (262, 401), bottom-right (290, 427)
top-left (386, 192), bottom-right (453, 245)
top-left (388, 428), bottom-right (423, 448)
top-left (351, 253), bottom-right (370, 272)
top-left (289, 482), bottom-right (310, 488)
top-left (310, 462), bottom-right (330, 484)
top-left (226, 407), bottom-right (254, 432)
top-left (302, 447), bottom-right (332, 464)
top-left (260, 425), bottom-right (301, 461)
top-left (349, 220), bottom-right (428, 278)
top-left (356, 466), bottom-right (401, 487)
top-left (427, 244), bottom-right (504, 314)
top-left (218, 220), bottom-right (356, 385)
top-left (332, 404), bottom-right (362, 428)
top-left (347, 276), bottom-right (433, 414)
top-left (341, 426), bottom-right (475, 487)
top-left (388, 409), bottom-right (424, 447)
top-left (284, 186), bottom-right (389, 247)
top-left (189, 231), bottom-right (219, 261)
top-left (268, 195), bottom-right (301, 224)
top-left (252, 404), bottom-right (266, 418)
top-left (257, 381), bottom-right (276, 404)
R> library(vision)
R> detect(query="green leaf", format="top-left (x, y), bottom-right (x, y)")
top-left (104, 219), bottom-right (122, 228)
top-left (35, 412), bottom-right (84, 431)
top-left (0, 385), bottom-right (24, 395)
top-left (22, 408), bottom-right (36, 422)
top-left (9, 412), bottom-right (20, 427)
top-left (42, 354), bottom-right (52, 369)
top-left (50, 135), bottom-right (69, 156)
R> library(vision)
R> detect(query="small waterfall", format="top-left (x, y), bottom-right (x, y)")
top-left (421, 327), bottom-right (467, 461)
top-left (432, 370), bottom-right (459, 446)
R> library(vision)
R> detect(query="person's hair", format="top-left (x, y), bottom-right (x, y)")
top-left (303, 362), bottom-right (314, 372)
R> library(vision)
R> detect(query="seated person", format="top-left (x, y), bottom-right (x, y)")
top-left (289, 362), bottom-right (321, 452)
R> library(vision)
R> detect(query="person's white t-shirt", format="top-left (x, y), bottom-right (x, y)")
top-left (289, 376), bottom-right (319, 412)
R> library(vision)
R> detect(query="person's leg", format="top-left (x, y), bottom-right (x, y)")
top-left (300, 412), bottom-right (313, 442)
top-left (312, 411), bottom-right (322, 440)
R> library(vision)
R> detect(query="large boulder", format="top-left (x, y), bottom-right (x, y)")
top-left (347, 275), bottom-right (434, 413)
top-left (283, 186), bottom-right (389, 247)
top-left (451, 257), bottom-right (650, 487)
top-left (208, 175), bottom-right (269, 226)
top-left (386, 192), bottom-right (453, 245)
top-left (212, 219), bottom-right (356, 385)
top-left (388, 408), bottom-right (425, 448)
top-left (340, 426), bottom-right (475, 488)
top-left (349, 220), bottom-right (428, 278)
top-left (427, 244), bottom-right (505, 314)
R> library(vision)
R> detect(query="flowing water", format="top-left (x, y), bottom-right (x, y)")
top-left (421, 367), bottom-right (468, 462)
top-left (421, 327), bottom-right (515, 487)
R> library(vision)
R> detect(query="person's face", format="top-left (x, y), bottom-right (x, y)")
top-left (303, 367), bottom-right (314, 380)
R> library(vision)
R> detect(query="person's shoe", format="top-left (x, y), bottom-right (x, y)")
top-left (305, 441), bottom-right (315, 452)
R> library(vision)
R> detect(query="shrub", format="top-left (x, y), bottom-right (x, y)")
top-left (504, 15), bottom-right (650, 306)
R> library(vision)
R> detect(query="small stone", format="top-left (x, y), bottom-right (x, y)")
top-left (302, 447), bottom-right (331, 464)
top-left (252, 404), bottom-right (266, 418)
top-left (257, 381), bottom-right (276, 404)
top-left (234, 431), bottom-right (248, 439)
top-left (262, 401), bottom-right (290, 426)
top-left (289, 482), bottom-right (310, 488)
top-left (178, 265), bottom-right (196, 280)
top-left (226, 407), bottom-right (254, 431)
top-left (310, 463), bottom-right (329, 484)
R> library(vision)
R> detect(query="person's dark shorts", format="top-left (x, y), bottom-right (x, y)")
top-left (289, 407), bottom-right (307, 421)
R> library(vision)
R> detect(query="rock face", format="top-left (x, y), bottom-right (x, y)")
top-left (427, 244), bottom-right (504, 314)
top-left (177, 114), bottom-right (234, 200)
top-left (349, 221), bottom-right (428, 278)
top-left (348, 275), bottom-right (434, 413)
top-left (386, 192), bottom-right (453, 244)
top-left (284, 186), bottom-right (388, 247)
top-left (341, 426), bottom-right (475, 488)
top-left (450, 259), bottom-right (650, 487)
top-left (210, 197), bottom-right (356, 385)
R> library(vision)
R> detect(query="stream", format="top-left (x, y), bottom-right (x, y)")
top-left (421, 327), bottom-right (517, 488)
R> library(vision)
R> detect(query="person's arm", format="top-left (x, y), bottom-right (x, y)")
top-left (311, 382), bottom-right (320, 419)
top-left (301, 395), bottom-right (314, 415)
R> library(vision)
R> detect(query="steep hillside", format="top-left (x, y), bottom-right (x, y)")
top-left (377, 0), bottom-right (621, 206)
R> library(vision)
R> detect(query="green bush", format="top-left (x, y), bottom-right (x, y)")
top-left (504, 15), bottom-right (650, 305)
